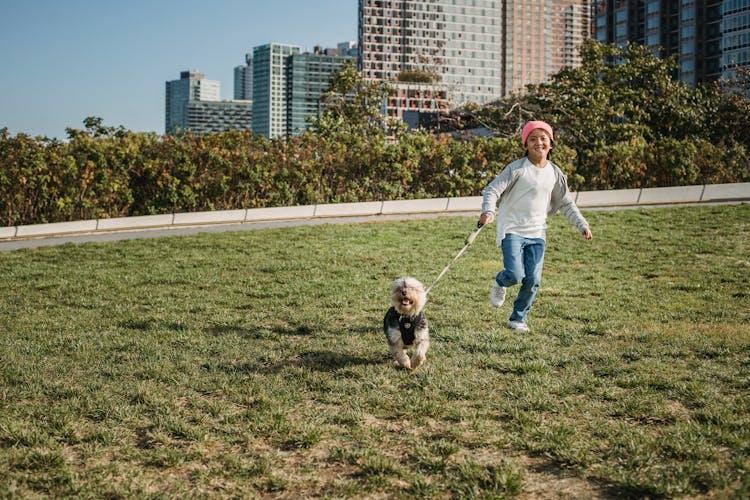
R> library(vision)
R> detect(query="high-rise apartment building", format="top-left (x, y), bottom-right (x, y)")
top-left (287, 47), bottom-right (357, 136)
top-left (720, 0), bottom-right (750, 81)
top-left (252, 43), bottom-right (302, 138)
top-left (558, 1), bottom-right (592, 69)
top-left (248, 42), bottom-right (356, 138)
top-left (234, 53), bottom-right (253, 100)
top-left (503, 1), bottom-right (591, 95)
top-left (594, 0), bottom-right (750, 86)
top-left (359, 0), bottom-right (503, 113)
top-left (338, 40), bottom-right (360, 57)
top-left (165, 71), bottom-right (220, 134)
top-left (359, 0), bottom-right (591, 119)
top-left (165, 71), bottom-right (252, 134)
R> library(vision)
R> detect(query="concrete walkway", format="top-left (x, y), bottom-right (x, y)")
top-left (0, 213), bottom-right (452, 251)
top-left (1, 182), bottom-right (748, 251)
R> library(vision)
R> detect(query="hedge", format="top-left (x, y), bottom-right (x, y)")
top-left (0, 124), bottom-right (747, 227)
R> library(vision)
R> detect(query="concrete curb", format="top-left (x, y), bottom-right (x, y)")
top-left (1, 182), bottom-right (748, 241)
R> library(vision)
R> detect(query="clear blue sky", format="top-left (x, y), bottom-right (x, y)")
top-left (0, 0), bottom-right (357, 139)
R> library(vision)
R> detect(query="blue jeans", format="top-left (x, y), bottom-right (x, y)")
top-left (495, 233), bottom-right (546, 324)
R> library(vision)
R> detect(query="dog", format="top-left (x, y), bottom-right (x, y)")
top-left (383, 277), bottom-right (430, 370)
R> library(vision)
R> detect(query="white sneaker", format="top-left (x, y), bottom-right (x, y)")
top-left (507, 320), bottom-right (529, 332)
top-left (489, 282), bottom-right (506, 307)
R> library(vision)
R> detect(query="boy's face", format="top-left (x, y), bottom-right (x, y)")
top-left (524, 129), bottom-right (552, 162)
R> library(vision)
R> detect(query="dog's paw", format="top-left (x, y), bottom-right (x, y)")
top-left (393, 350), bottom-right (411, 370)
top-left (410, 354), bottom-right (426, 370)
top-left (398, 359), bottom-right (412, 370)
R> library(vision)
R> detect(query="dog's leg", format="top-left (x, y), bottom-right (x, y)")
top-left (386, 322), bottom-right (412, 370)
top-left (391, 346), bottom-right (411, 369)
top-left (410, 346), bottom-right (427, 370)
top-left (410, 333), bottom-right (429, 370)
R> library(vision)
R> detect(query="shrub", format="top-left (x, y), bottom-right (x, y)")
top-left (0, 111), bottom-right (747, 228)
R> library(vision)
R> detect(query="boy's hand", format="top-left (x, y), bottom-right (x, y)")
top-left (479, 212), bottom-right (495, 226)
top-left (582, 228), bottom-right (593, 240)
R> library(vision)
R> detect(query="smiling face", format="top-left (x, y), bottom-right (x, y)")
top-left (524, 128), bottom-right (553, 164)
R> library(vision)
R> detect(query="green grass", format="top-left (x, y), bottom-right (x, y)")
top-left (0, 204), bottom-right (748, 498)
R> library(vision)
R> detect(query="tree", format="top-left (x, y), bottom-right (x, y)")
top-left (458, 40), bottom-right (748, 187)
top-left (309, 63), bottom-right (404, 140)
top-left (67, 116), bottom-right (127, 139)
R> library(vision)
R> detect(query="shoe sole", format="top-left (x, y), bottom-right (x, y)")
top-left (507, 324), bottom-right (529, 332)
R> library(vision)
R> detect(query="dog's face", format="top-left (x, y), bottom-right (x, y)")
top-left (390, 277), bottom-right (426, 317)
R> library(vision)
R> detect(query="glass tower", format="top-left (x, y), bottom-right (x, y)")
top-left (721, 0), bottom-right (750, 81)
top-left (593, 0), bottom-right (747, 86)
top-left (234, 53), bottom-right (253, 101)
top-left (287, 48), bottom-right (356, 137)
top-left (252, 43), bottom-right (302, 139)
top-left (165, 71), bottom-right (220, 134)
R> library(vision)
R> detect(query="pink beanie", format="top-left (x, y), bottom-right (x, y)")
top-left (521, 120), bottom-right (554, 145)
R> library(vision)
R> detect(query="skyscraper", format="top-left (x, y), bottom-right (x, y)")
top-left (248, 43), bottom-right (356, 138)
top-left (720, 0), bottom-right (750, 82)
top-left (234, 53), bottom-right (253, 101)
top-left (358, 0), bottom-right (591, 119)
top-left (165, 71), bottom-right (220, 134)
top-left (558, 1), bottom-right (591, 70)
top-left (287, 46), bottom-right (357, 137)
top-left (593, 0), bottom-right (750, 86)
top-left (504, 1), bottom-right (591, 94)
top-left (252, 43), bottom-right (302, 139)
top-left (359, 0), bottom-right (503, 110)
top-left (337, 41), bottom-right (360, 57)
top-left (165, 71), bottom-right (252, 135)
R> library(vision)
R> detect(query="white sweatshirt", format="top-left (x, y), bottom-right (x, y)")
top-left (481, 157), bottom-right (590, 244)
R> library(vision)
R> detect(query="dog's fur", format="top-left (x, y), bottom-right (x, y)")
top-left (383, 277), bottom-right (430, 370)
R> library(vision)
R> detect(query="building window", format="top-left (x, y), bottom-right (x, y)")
top-left (681, 25), bottom-right (695, 38)
top-left (681, 39), bottom-right (695, 55)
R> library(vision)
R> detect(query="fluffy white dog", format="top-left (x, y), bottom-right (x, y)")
top-left (383, 277), bottom-right (430, 370)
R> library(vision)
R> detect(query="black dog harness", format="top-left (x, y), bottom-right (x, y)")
top-left (384, 306), bottom-right (425, 346)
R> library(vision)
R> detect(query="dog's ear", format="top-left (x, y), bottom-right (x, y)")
top-left (408, 277), bottom-right (425, 293)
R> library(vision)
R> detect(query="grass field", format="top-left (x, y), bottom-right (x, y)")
top-left (0, 203), bottom-right (748, 498)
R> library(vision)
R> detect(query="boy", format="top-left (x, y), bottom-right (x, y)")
top-left (478, 120), bottom-right (593, 332)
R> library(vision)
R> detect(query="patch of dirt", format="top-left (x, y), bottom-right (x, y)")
top-left (517, 455), bottom-right (610, 499)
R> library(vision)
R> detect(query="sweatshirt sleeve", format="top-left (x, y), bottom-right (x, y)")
top-left (550, 166), bottom-right (589, 233)
top-left (558, 197), bottom-right (590, 233)
top-left (481, 165), bottom-right (514, 215)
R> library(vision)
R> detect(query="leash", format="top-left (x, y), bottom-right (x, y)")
top-left (425, 223), bottom-right (485, 295)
